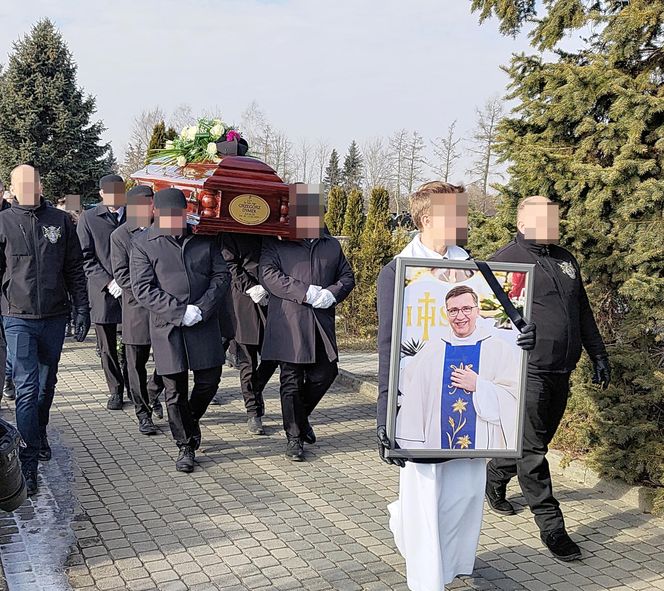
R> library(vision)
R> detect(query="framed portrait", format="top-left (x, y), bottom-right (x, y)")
top-left (385, 258), bottom-right (535, 460)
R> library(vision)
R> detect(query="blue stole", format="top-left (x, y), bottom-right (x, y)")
top-left (441, 341), bottom-right (482, 449)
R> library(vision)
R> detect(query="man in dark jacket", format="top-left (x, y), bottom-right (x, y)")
top-left (110, 186), bottom-right (164, 436)
top-left (486, 195), bottom-right (610, 562)
top-left (220, 233), bottom-right (278, 435)
top-left (130, 189), bottom-right (230, 473)
top-left (260, 213), bottom-right (355, 460)
top-left (0, 164), bottom-right (90, 495)
top-left (77, 174), bottom-right (127, 410)
top-left (0, 182), bottom-right (13, 404)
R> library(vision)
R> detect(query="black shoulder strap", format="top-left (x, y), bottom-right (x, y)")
top-left (475, 260), bottom-right (527, 332)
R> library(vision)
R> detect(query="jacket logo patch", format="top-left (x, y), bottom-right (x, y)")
top-left (43, 226), bottom-right (62, 244)
top-left (558, 261), bottom-right (576, 279)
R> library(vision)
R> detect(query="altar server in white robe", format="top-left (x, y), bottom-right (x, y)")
top-left (397, 285), bottom-right (520, 452)
top-left (376, 181), bottom-right (535, 591)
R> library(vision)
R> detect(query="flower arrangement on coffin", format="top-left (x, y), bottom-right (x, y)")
top-left (147, 117), bottom-right (247, 167)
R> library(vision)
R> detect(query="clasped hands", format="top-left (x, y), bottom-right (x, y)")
top-left (305, 285), bottom-right (336, 309)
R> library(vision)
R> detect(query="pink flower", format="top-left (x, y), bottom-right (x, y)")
top-left (226, 130), bottom-right (240, 142)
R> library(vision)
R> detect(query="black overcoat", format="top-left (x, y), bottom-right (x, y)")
top-left (110, 225), bottom-right (150, 346)
top-left (77, 204), bottom-right (125, 324)
top-left (220, 233), bottom-right (266, 346)
top-left (259, 234), bottom-right (355, 364)
top-left (129, 226), bottom-right (231, 375)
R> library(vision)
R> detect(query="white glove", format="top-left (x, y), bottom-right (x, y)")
top-left (310, 289), bottom-right (336, 309)
top-left (246, 284), bottom-right (269, 304)
top-left (107, 279), bottom-right (122, 299)
top-left (305, 285), bottom-right (322, 304)
top-left (182, 305), bottom-right (202, 327)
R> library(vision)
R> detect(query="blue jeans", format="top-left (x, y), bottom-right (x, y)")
top-left (4, 316), bottom-right (67, 474)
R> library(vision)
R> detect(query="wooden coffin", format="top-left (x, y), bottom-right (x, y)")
top-left (130, 156), bottom-right (293, 239)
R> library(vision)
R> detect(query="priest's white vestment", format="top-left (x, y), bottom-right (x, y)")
top-left (388, 234), bottom-right (487, 591)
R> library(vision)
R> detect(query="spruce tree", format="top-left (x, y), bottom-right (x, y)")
top-left (323, 149), bottom-right (342, 191)
top-left (472, 0), bottom-right (664, 512)
top-left (324, 186), bottom-right (347, 235)
top-left (0, 19), bottom-right (110, 202)
top-left (342, 140), bottom-right (363, 191)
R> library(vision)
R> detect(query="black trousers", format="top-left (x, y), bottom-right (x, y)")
top-left (95, 324), bottom-right (124, 397)
top-left (278, 335), bottom-right (338, 439)
top-left (235, 342), bottom-right (278, 417)
top-left (161, 366), bottom-right (222, 448)
top-left (487, 370), bottom-right (571, 534)
top-left (125, 344), bottom-right (164, 421)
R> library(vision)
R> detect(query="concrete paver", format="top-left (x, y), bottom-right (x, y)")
top-left (0, 340), bottom-right (662, 590)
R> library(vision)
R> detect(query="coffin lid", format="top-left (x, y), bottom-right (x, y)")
top-left (130, 156), bottom-right (285, 191)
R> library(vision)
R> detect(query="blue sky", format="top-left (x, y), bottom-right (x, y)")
top-left (0, 0), bottom-right (544, 182)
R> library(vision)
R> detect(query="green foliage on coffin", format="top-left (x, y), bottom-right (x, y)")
top-left (470, 0), bottom-right (664, 511)
top-left (0, 18), bottom-right (111, 204)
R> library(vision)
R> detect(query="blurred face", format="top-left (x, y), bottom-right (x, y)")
top-left (292, 184), bottom-right (323, 239)
top-left (518, 201), bottom-right (559, 244)
top-left (155, 207), bottom-right (186, 235)
top-left (421, 192), bottom-right (468, 251)
top-left (127, 197), bottom-right (153, 230)
top-left (99, 181), bottom-right (126, 209)
top-left (446, 293), bottom-right (479, 338)
top-left (10, 165), bottom-right (41, 206)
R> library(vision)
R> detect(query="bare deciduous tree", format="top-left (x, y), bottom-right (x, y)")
top-left (402, 130), bottom-right (427, 195)
top-left (130, 107), bottom-right (165, 151)
top-left (294, 138), bottom-right (314, 183)
top-left (389, 129), bottom-right (409, 214)
top-left (467, 96), bottom-right (504, 199)
top-left (314, 139), bottom-right (330, 184)
top-left (168, 103), bottom-right (195, 132)
top-left (431, 120), bottom-right (462, 182)
top-left (362, 137), bottom-right (393, 195)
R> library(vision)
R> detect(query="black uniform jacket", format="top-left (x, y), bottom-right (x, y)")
top-left (77, 204), bottom-right (125, 324)
top-left (110, 224), bottom-right (150, 346)
top-left (0, 199), bottom-right (88, 318)
top-left (220, 233), bottom-right (266, 346)
top-left (491, 233), bottom-right (606, 372)
top-left (129, 225), bottom-right (231, 375)
top-left (259, 232), bottom-right (355, 364)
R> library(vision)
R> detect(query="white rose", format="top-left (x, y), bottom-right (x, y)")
top-left (165, 140), bottom-right (174, 149)
top-left (176, 156), bottom-right (187, 167)
top-left (206, 142), bottom-right (218, 157)
top-left (180, 126), bottom-right (189, 138)
top-left (210, 123), bottom-right (225, 139)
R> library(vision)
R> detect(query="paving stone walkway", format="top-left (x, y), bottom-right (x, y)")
top-left (0, 339), bottom-right (662, 591)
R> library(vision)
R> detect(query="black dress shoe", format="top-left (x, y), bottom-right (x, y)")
top-left (4, 379), bottom-right (15, 401)
top-left (38, 434), bottom-right (52, 461)
top-left (152, 399), bottom-right (164, 419)
top-left (302, 424), bottom-right (316, 445)
top-left (106, 393), bottom-right (123, 410)
top-left (485, 481), bottom-right (515, 515)
top-left (541, 528), bottom-right (582, 562)
top-left (25, 470), bottom-right (38, 496)
top-left (175, 445), bottom-right (195, 473)
top-left (247, 416), bottom-right (265, 435)
top-left (285, 439), bottom-right (305, 461)
top-left (139, 417), bottom-right (158, 435)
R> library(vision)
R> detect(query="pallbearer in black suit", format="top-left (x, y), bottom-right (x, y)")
top-left (130, 189), bottom-right (230, 473)
top-left (110, 186), bottom-right (164, 436)
top-left (77, 175), bottom-right (127, 410)
top-left (220, 233), bottom-right (278, 435)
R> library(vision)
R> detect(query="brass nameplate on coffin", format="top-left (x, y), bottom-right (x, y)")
top-left (228, 194), bottom-right (270, 226)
